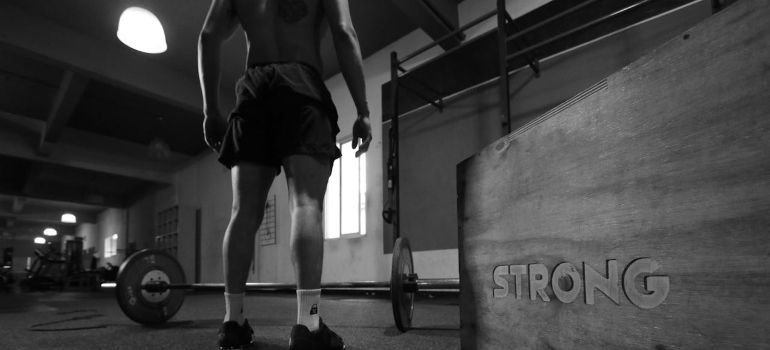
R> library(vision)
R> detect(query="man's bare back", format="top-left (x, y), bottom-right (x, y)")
top-left (233, 0), bottom-right (327, 74)
top-left (199, 0), bottom-right (370, 155)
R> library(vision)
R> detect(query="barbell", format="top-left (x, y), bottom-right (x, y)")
top-left (100, 237), bottom-right (459, 332)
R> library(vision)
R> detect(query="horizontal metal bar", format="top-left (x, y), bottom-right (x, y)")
top-left (506, 0), bottom-right (654, 62)
top-left (396, 20), bottom-right (495, 78)
top-left (399, 9), bottom-right (498, 65)
top-left (505, 0), bottom-right (601, 47)
top-left (504, 11), bottom-right (514, 25)
top-left (100, 278), bottom-right (460, 291)
top-left (399, 74), bottom-right (443, 99)
top-left (416, 278), bottom-right (460, 290)
top-left (398, 82), bottom-right (443, 112)
top-left (101, 281), bottom-right (391, 291)
top-left (503, 16), bottom-right (541, 77)
top-left (321, 281), bottom-right (391, 289)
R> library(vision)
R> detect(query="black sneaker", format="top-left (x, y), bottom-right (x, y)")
top-left (288, 319), bottom-right (345, 350)
top-left (218, 319), bottom-right (255, 349)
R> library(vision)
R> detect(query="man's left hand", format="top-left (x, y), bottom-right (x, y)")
top-left (203, 111), bottom-right (228, 153)
top-left (352, 114), bottom-right (372, 158)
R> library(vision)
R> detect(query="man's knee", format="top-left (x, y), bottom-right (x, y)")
top-left (291, 194), bottom-right (323, 213)
top-left (230, 202), bottom-right (265, 227)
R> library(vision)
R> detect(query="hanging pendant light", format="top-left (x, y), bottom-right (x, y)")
top-left (117, 7), bottom-right (167, 54)
top-left (61, 213), bottom-right (77, 223)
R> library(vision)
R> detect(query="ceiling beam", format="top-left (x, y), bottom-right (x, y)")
top-left (39, 71), bottom-right (90, 156)
top-left (12, 197), bottom-right (26, 213)
top-left (0, 2), bottom-right (235, 115)
top-left (390, 0), bottom-right (464, 51)
top-left (0, 210), bottom-right (97, 225)
top-left (0, 117), bottom-right (174, 185)
top-left (0, 110), bottom-right (44, 136)
top-left (0, 220), bottom-right (76, 239)
top-left (0, 182), bottom-right (128, 209)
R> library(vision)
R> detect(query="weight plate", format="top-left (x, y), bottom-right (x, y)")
top-left (115, 249), bottom-right (186, 325)
top-left (391, 237), bottom-right (414, 332)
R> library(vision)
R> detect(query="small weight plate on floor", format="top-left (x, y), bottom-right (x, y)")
top-left (391, 237), bottom-right (414, 332)
top-left (115, 249), bottom-right (186, 325)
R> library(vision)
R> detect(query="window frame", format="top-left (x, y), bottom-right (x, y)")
top-left (104, 234), bottom-right (118, 258)
top-left (324, 138), bottom-right (367, 240)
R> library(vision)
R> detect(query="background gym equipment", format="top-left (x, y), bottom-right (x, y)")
top-left (101, 237), bottom-right (459, 331)
top-left (381, 0), bottom-right (707, 255)
top-left (19, 245), bottom-right (66, 291)
top-left (457, 1), bottom-right (769, 349)
top-left (0, 247), bottom-right (14, 290)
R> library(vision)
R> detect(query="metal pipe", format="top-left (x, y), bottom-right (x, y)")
top-left (100, 279), bottom-right (460, 292)
top-left (506, 0), bottom-right (655, 62)
top-left (390, 52), bottom-right (401, 242)
top-left (398, 0), bottom-right (597, 76)
top-left (416, 278), bottom-right (460, 290)
top-left (399, 9), bottom-right (498, 65)
top-left (398, 18), bottom-right (499, 84)
top-left (397, 65), bottom-right (443, 99)
top-left (398, 81), bottom-right (443, 112)
top-left (504, 0), bottom-right (601, 47)
top-left (497, 0), bottom-right (511, 135)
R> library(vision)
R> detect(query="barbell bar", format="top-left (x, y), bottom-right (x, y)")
top-left (101, 237), bottom-right (459, 332)
top-left (102, 279), bottom-right (461, 293)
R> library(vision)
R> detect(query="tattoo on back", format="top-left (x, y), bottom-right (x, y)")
top-left (277, 0), bottom-right (308, 23)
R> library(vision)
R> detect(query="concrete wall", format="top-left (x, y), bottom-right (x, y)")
top-left (96, 208), bottom-right (126, 267)
top-left (126, 192), bottom-right (157, 252)
top-left (75, 223), bottom-right (98, 254)
top-left (69, 208), bottom-right (127, 269)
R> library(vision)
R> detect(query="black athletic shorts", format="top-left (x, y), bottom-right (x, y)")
top-left (217, 62), bottom-right (342, 173)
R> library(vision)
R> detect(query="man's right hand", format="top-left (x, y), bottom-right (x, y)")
top-left (203, 110), bottom-right (228, 153)
top-left (352, 113), bottom-right (372, 158)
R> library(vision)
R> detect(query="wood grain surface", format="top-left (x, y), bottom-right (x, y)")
top-left (457, 1), bottom-right (770, 349)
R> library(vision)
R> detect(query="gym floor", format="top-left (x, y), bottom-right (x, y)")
top-left (0, 289), bottom-right (460, 350)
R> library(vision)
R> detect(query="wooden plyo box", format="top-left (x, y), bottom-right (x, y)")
top-left (457, 1), bottom-right (770, 349)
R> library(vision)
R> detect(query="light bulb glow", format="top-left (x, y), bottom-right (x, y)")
top-left (117, 7), bottom-right (167, 54)
top-left (44, 228), bottom-right (57, 236)
top-left (62, 213), bottom-right (77, 223)
top-left (34, 237), bottom-right (46, 244)
top-left (112, 234), bottom-right (118, 240)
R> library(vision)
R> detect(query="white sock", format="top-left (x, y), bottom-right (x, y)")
top-left (224, 292), bottom-right (245, 325)
top-left (296, 289), bottom-right (321, 331)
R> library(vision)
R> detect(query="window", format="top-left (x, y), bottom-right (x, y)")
top-left (324, 139), bottom-right (366, 239)
top-left (104, 234), bottom-right (118, 258)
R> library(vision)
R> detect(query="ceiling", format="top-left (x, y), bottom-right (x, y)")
top-left (0, 0), bottom-right (464, 243)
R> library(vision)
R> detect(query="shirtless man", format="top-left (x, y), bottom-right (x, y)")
top-left (197, 0), bottom-right (371, 348)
